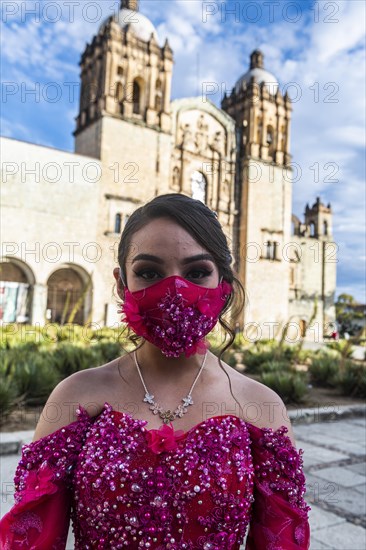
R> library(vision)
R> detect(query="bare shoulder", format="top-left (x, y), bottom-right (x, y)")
top-left (32, 358), bottom-right (122, 443)
top-left (233, 369), bottom-right (296, 446)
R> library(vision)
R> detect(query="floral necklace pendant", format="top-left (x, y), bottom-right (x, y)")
top-left (159, 410), bottom-right (175, 424)
top-left (146, 393), bottom-right (194, 424)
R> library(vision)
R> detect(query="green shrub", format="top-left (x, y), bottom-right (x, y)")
top-left (260, 360), bottom-right (292, 373)
top-left (325, 340), bottom-right (354, 357)
top-left (51, 344), bottom-right (101, 377)
top-left (222, 351), bottom-right (238, 368)
top-left (0, 323), bottom-right (129, 349)
top-left (252, 339), bottom-right (279, 353)
top-left (0, 350), bottom-right (19, 418)
top-left (296, 348), bottom-right (317, 364)
top-left (11, 354), bottom-right (61, 406)
top-left (230, 334), bottom-right (250, 350)
top-left (260, 371), bottom-right (309, 404)
top-left (309, 353), bottom-right (340, 387)
top-left (280, 345), bottom-right (300, 361)
top-left (0, 374), bottom-right (18, 423)
top-left (89, 327), bottom-right (122, 342)
top-left (242, 350), bottom-right (275, 373)
top-left (91, 341), bottom-right (124, 363)
top-left (334, 360), bottom-right (366, 398)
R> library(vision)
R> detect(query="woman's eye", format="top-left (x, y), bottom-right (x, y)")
top-left (135, 270), bottom-right (160, 280)
top-left (134, 267), bottom-right (213, 281)
top-left (186, 269), bottom-right (212, 280)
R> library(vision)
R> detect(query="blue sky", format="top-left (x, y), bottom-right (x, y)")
top-left (1, 0), bottom-right (365, 303)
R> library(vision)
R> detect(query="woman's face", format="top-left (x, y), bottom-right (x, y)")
top-left (115, 217), bottom-right (221, 294)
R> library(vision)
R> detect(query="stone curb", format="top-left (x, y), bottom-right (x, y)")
top-left (0, 430), bottom-right (34, 456)
top-left (0, 404), bottom-right (365, 456)
top-left (289, 403), bottom-right (366, 425)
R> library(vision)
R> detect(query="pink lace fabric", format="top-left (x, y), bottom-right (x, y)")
top-left (0, 402), bottom-right (310, 549)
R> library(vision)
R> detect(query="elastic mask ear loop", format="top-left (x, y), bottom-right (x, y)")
top-left (219, 275), bottom-right (223, 284)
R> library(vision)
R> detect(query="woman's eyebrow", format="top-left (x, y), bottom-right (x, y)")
top-left (181, 254), bottom-right (215, 265)
top-left (131, 253), bottom-right (215, 265)
top-left (132, 254), bottom-right (164, 264)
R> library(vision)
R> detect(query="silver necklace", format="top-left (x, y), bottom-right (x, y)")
top-left (133, 351), bottom-right (208, 425)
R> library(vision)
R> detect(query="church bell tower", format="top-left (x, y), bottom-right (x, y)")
top-left (74, 0), bottom-right (173, 156)
top-left (222, 50), bottom-right (293, 334)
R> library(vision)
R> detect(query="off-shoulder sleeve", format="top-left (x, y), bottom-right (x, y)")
top-left (0, 405), bottom-right (93, 550)
top-left (245, 424), bottom-right (311, 550)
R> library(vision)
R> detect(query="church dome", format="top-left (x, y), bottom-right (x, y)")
top-left (235, 50), bottom-right (279, 95)
top-left (100, 7), bottom-right (159, 43)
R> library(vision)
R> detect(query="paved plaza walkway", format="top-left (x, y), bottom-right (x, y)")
top-left (1, 414), bottom-right (365, 549)
top-left (295, 415), bottom-right (365, 549)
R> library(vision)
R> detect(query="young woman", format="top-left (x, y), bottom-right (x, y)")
top-left (0, 194), bottom-right (310, 549)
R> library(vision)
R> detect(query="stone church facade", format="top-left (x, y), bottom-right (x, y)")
top-left (0, 0), bottom-right (337, 341)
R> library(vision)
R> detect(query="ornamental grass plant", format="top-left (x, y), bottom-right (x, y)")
top-left (308, 352), bottom-right (340, 388)
top-left (334, 360), bottom-right (366, 398)
top-left (0, 324), bottom-right (131, 425)
top-left (260, 371), bottom-right (309, 405)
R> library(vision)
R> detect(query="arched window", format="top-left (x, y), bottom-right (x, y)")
top-left (267, 125), bottom-right (275, 159)
top-left (191, 171), bottom-right (207, 203)
top-left (132, 80), bottom-right (140, 114)
top-left (323, 220), bottom-right (328, 235)
top-left (155, 79), bottom-right (162, 112)
top-left (172, 166), bottom-right (180, 190)
top-left (117, 66), bottom-right (124, 76)
top-left (256, 117), bottom-right (262, 144)
top-left (266, 128), bottom-right (273, 144)
top-left (281, 124), bottom-right (286, 152)
top-left (115, 82), bottom-right (124, 114)
top-left (266, 241), bottom-right (272, 259)
top-left (310, 221), bottom-right (315, 237)
top-left (265, 240), bottom-right (277, 260)
top-left (47, 268), bottom-right (87, 325)
top-left (116, 82), bottom-right (123, 102)
top-left (0, 261), bottom-right (31, 323)
top-left (115, 213), bottom-right (122, 233)
top-left (124, 214), bottom-right (130, 228)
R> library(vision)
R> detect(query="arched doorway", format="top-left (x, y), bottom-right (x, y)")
top-left (191, 171), bottom-right (207, 203)
top-left (133, 80), bottom-right (141, 114)
top-left (0, 260), bottom-right (33, 324)
top-left (47, 267), bottom-right (92, 325)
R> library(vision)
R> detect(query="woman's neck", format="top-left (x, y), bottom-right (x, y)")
top-left (134, 341), bottom-right (208, 385)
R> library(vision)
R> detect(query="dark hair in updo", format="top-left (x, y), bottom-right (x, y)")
top-left (115, 193), bottom-right (247, 415)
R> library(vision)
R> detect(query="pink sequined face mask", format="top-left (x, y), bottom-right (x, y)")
top-left (118, 275), bottom-right (232, 358)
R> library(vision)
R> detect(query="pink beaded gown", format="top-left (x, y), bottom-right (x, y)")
top-left (0, 402), bottom-right (310, 549)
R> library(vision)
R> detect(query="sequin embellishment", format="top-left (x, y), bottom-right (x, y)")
top-left (1, 402), bottom-right (311, 550)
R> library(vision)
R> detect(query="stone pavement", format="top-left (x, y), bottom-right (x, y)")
top-left (296, 415), bottom-right (366, 550)
top-left (1, 414), bottom-right (365, 549)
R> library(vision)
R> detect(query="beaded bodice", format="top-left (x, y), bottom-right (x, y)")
top-left (0, 402), bottom-right (311, 550)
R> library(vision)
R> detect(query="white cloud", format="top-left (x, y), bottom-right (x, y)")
top-left (327, 126), bottom-right (366, 148)
top-left (311, 0), bottom-right (366, 63)
top-left (1, 1), bottom-right (119, 80)
top-left (0, 118), bottom-right (32, 141)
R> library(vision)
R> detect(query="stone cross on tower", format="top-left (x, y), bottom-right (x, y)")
top-left (121, 0), bottom-right (139, 10)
